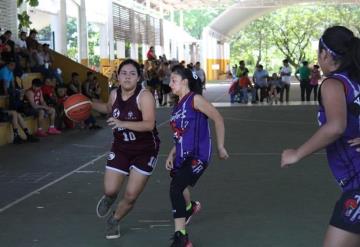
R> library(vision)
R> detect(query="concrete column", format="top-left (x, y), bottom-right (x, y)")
top-left (58, 0), bottom-right (67, 55)
top-left (142, 44), bottom-right (149, 60)
top-left (99, 23), bottom-right (109, 66)
top-left (131, 43), bottom-right (138, 60)
top-left (107, 0), bottom-right (114, 62)
top-left (79, 0), bottom-right (88, 66)
top-left (116, 40), bottom-right (125, 58)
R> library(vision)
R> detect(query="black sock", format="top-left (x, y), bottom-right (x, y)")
top-left (13, 128), bottom-right (19, 138)
top-left (24, 128), bottom-right (30, 136)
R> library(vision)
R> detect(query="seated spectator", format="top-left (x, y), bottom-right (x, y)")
top-left (24, 78), bottom-right (61, 137)
top-left (56, 85), bottom-right (74, 130)
top-left (239, 71), bottom-right (256, 104)
top-left (0, 58), bottom-right (16, 95)
top-left (146, 46), bottom-right (156, 61)
top-left (82, 71), bottom-right (100, 99)
top-left (0, 30), bottom-right (15, 61)
top-left (228, 78), bottom-right (239, 104)
top-left (26, 29), bottom-right (39, 51)
top-left (0, 107), bottom-right (39, 144)
top-left (268, 73), bottom-right (282, 104)
top-left (41, 77), bottom-right (57, 106)
top-left (67, 72), bottom-right (81, 95)
top-left (42, 44), bottom-right (63, 85)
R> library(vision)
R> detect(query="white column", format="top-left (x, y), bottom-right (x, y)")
top-left (99, 23), bottom-right (108, 61)
top-left (58, 0), bottom-right (67, 55)
top-left (9, 0), bottom-right (17, 35)
top-left (78, 0), bottom-right (88, 65)
top-left (107, 0), bottom-right (114, 61)
top-left (142, 44), bottom-right (149, 60)
top-left (116, 40), bottom-right (125, 58)
top-left (131, 43), bottom-right (138, 60)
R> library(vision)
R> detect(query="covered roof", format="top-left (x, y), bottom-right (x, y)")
top-left (208, 0), bottom-right (360, 39)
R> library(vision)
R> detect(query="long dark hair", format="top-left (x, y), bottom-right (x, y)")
top-left (117, 59), bottom-right (141, 76)
top-left (319, 26), bottom-right (360, 82)
top-left (171, 65), bottom-right (202, 94)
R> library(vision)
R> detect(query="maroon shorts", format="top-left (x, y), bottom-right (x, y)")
top-left (106, 145), bottom-right (159, 176)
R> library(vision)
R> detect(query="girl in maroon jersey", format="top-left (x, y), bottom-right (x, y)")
top-left (92, 59), bottom-right (160, 239)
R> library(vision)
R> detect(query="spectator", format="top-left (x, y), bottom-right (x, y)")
top-left (295, 61), bottom-right (311, 101)
top-left (0, 58), bottom-right (16, 95)
top-left (56, 85), bottom-right (74, 130)
top-left (194, 62), bottom-right (206, 89)
top-left (253, 64), bottom-right (269, 102)
top-left (26, 29), bottom-right (39, 51)
top-left (0, 107), bottom-right (39, 144)
top-left (268, 73), bottom-right (282, 104)
top-left (146, 46), bottom-right (156, 60)
top-left (0, 30), bottom-right (15, 61)
top-left (67, 72), bottom-right (81, 95)
top-left (239, 71), bottom-right (256, 104)
top-left (279, 59), bottom-right (292, 102)
top-left (41, 77), bottom-right (57, 106)
top-left (24, 78), bottom-right (61, 137)
top-left (309, 64), bottom-right (321, 101)
top-left (236, 60), bottom-right (249, 78)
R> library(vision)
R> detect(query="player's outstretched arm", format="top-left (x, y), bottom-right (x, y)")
top-left (193, 94), bottom-right (229, 160)
top-left (91, 89), bottom-right (116, 114)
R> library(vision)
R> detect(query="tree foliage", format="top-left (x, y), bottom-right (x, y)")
top-left (230, 4), bottom-right (360, 72)
top-left (17, 0), bottom-right (39, 31)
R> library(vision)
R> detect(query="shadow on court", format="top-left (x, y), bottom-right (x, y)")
top-left (0, 85), bottom-right (339, 246)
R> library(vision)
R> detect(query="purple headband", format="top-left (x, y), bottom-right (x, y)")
top-left (320, 37), bottom-right (341, 58)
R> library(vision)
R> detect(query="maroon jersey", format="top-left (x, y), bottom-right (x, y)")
top-left (111, 85), bottom-right (160, 151)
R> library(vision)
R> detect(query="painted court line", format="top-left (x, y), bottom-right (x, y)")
top-left (224, 117), bottom-right (315, 125)
top-left (0, 119), bottom-right (170, 214)
top-left (0, 153), bottom-right (107, 213)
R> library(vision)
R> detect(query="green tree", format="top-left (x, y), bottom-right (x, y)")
top-left (67, 17), bottom-right (78, 61)
top-left (167, 8), bottom-right (225, 39)
top-left (17, 0), bottom-right (39, 31)
top-left (230, 4), bottom-right (360, 72)
top-left (88, 23), bottom-right (100, 67)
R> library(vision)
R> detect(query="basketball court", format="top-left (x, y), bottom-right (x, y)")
top-left (0, 83), bottom-right (338, 247)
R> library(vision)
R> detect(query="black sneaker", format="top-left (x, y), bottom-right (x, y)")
top-left (106, 214), bottom-right (120, 239)
top-left (96, 195), bottom-right (117, 218)
top-left (170, 231), bottom-right (193, 247)
top-left (185, 201), bottom-right (201, 225)
top-left (27, 135), bottom-right (39, 143)
top-left (13, 136), bottom-right (24, 144)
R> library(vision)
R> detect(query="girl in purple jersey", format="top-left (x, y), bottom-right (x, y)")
top-left (166, 65), bottom-right (229, 247)
top-left (92, 59), bottom-right (160, 239)
top-left (281, 26), bottom-right (360, 246)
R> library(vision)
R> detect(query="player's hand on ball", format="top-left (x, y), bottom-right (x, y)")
top-left (348, 138), bottom-right (360, 152)
top-left (218, 146), bottom-right (229, 160)
top-left (281, 149), bottom-right (299, 168)
top-left (107, 117), bottom-right (124, 129)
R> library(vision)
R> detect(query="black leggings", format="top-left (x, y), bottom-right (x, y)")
top-left (170, 159), bottom-right (206, 218)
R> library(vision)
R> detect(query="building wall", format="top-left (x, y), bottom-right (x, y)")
top-left (0, 0), bottom-right (17, 35)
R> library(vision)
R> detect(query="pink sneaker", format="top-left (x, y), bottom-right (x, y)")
top-left (47, 127), bottom-right (62, 135)
top-left (35, 129), bottom-right (48, 137)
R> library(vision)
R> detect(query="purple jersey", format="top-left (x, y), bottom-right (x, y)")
top-left (318, 73), bottom-right (360, 191)
top-left (170, 92), bottom-right (211, 168)
top-left (111, 85), bottom-right (160, 152)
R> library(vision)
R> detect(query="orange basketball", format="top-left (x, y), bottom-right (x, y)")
top-left (64, 94), bottom-right (92, 122)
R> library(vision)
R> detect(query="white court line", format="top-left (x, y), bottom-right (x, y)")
top-left (223, 117), bottom-right (315, 125)
top-left (0, 119), bottom-right (170, 213)
top-left (33, 172), bottom-right (52, 183)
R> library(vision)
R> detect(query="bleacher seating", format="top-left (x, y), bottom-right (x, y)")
top-left (0, 73), bottom-right (43, 146)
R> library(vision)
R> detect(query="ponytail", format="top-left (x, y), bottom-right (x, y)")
top-left (347, 37), bottom-right (360, 82)
top-left (171, 65), bottom-right (203, 95)
top-left (321, 26), bottom-right (360, 83)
